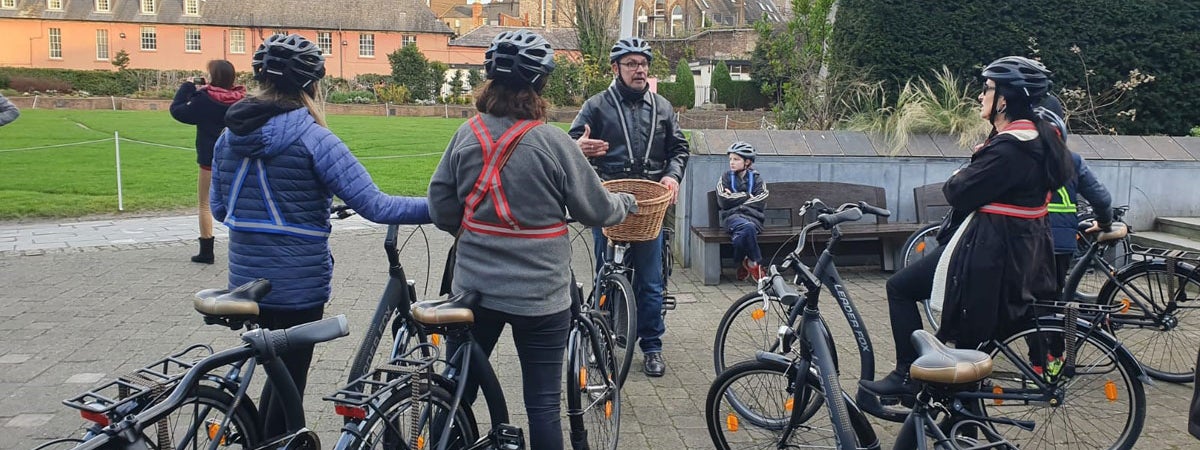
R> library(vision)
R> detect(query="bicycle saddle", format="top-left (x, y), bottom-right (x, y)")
top-left (411, 290), bottom-right (480, 326)
top-left (1096, 222), bottom-right (1128, 243)
top-left (193, 278), bottom-right (269, 318)
top-left (909, 329), bottom-right (993, 385)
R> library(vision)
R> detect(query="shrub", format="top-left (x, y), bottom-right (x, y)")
top-left (1191, 126), bottom-right (1200, 137)
top-left (9, 76), bottom-right (72, 93)
top-left (376, 84), bottom-right (411, 104)
top-left (130, 89), bottom-right (177, 99)
top-left (327, 90), bottom-right (377, 104)
top-left (0, 73), bottom-right (9, 89)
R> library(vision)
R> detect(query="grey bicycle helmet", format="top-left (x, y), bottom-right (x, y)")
top-left (609, 37), bottom-right (653, 63)
top-left (982, 56), bottom-right (1051, 99)
top-left (1035, 94), bottom-right (1068, 142)
top-left (252, 34), bottom-right (325, 92)
top-left (485, 30), bottom-right (555, 86)
top-left (726, 141), bottom-right (756, 162)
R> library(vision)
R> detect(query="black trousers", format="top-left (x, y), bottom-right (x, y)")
top-left (257, 306), bottom-right (325, 440)
top-left (448, 306), bottom-right (571, 450)
top-left (886, 246), bottom-right (945, 371)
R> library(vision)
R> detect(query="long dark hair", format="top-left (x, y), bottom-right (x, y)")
top-left (995, 83), bottom-right (1074, 189)
top-left (474, 79), bottom-right (548, 121)
top-left (207, 60), bottom-right (236, 89)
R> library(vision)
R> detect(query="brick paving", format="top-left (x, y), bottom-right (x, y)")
top-left (0, 215), bottom-right (1195, 449)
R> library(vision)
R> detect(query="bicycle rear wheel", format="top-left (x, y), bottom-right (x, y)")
top-left (594, 273), bottom-right (636, 387)
top-left (1098, 260), bottom-right (1200, 382)
top-left (142, 385), bottom-right (261, 449)
top-left (566, 318), bottom-right (621, 450)
top-left (349, 382), bottom-right (479, 450)
top-left (900, 223), bottom-right (941, 269)
top-left (981, 323), bottom-right (1145, 450)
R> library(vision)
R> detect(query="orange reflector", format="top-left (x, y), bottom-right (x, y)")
top-left (80, 410), bottom-right (109, 427)
top-left (335, 404), bottom-right (367, 420)
top-left (417, 435), bottom-right (426, 450)
top-left (431, 334), bottom-right (441, 346)
top-left (784, 398), bottom-right (794, 411)
top-left (993, 385), bottom-right (1004, 405)
top-left (599, 294), bottom-right (608, 308)
top-left (1105, 380), bottom-right (1118, 402)
top-left (580, 367), bottom-right (588, 389)
top-left (1120, 299), bottom-right (1131, 313)
top-left (726, 413), bottom-right (739, 432)
top-left (916, 242), bottom-right (926, 252)
top-left (605, 400), bottom-right (613, 418)
top-left (205, 420), bottom-right (228, 445)
top-left (751, 308), bottom-right (766, 321)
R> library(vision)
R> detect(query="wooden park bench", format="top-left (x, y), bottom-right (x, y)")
top-left (689, 181), bottom-right (925, 285)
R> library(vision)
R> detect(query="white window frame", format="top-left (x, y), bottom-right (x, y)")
top-left (359, 33), bottom-right (374, 57)
top-left (1, 0), bottom-right (16, 10)
top-left (47, 0), bottom-right (63, 11)
top-left (317, 31), bottom-right (333, 55)
top-left (140, 0), bottom-right (155, 14)
top-left (140, 26), bottom-right (157, 51)
top-left (402, 35), bottom-right (416, 47)
top-left (96, 29), bottom-right (109, 60)
top-left (229, 29), bottom-right (246, 54)
top-left (184, 0), bottom-right (199, 16)
top-left (48, 27), bottom-right (62, 59)
top-left (94, 0), bottom-right (111, 12)
top-left (184, 28), bottom-right (201, 52)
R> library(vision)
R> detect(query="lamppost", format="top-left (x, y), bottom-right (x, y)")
top-left (619, 0), bottom-right (635, 38)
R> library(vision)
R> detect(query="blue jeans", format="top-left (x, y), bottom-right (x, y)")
top-left (726, 216), bottom-right (763, 265)
top-left (593, 228), bottom-right (666, 353)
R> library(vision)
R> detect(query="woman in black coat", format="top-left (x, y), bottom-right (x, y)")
top-left (861, 56), bottom-right (1074, 398)
top-left (170, 60), bottom-right (245, 263)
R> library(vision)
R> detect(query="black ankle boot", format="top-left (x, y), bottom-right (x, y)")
top-left (859, 370), bottom-right (918, 398)
top-left (191, 237), bottom-right (215, 264)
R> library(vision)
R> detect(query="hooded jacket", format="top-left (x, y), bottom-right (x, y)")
top-left (716, 169), bottom-right (768, 228)
top-left (170, 82), bottom-right (246, 167)
top-left (210, 99), bottom-right (431, 311)
top-left (567, 82), bottom-right (690, 183)
top-left (932, 121), bottom-right (1061, 347)
top-left (1048, 152), bottom-right (1112, 254)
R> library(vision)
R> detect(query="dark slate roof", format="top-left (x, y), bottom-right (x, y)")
top-left (449, 25), bottom-right (578, 51)
top-left (0, 0), bottom-right (453, 34)
top-left (442, 2), bottom-right (520, 20)
top-left (695, 0), bottom-right (784, 25)
top-left (691, 129), bottom-right (1200, 162)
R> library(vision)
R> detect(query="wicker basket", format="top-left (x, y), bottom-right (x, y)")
top-left (601, 179), bottom-right (672, 242)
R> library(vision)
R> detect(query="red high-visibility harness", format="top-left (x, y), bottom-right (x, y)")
top-left (979, 193), bottom-right (1052, 219)
top-left (460, 116), bottom-right (567, 239)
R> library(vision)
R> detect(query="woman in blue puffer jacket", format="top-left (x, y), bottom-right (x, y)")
top-left (209, 34), bottom-right (430, 435)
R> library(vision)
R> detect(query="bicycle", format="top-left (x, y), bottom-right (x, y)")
top-left (589, 237), bottom-right (640, 387)
top-left (58, 285), bottom-right (351, 450)
top-left (565, 277), bottom-right (622, 450)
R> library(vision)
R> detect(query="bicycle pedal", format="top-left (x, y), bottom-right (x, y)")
top-left (661, 296), bottom-right (677, 310)
top-left (492, 423), bottom-right (525, 450)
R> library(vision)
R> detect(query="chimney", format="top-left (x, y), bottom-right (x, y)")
top-left (472, 2), bottom-right (483, 18)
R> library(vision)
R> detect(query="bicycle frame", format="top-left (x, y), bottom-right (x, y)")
top-left (437, 332), bottom-right (516, 450)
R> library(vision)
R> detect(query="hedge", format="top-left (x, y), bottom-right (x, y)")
top-left (830, 0), bottom-right (1200, 135)
top-left (712, 61), bottom-right (769, 110)
top-left (0, 67), bottom-right (138, 95)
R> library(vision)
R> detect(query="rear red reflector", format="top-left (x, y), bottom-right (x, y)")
top-left (335, 404), bottom-right (366, 420)
top-left (81, 410), bottom-right (109, 427)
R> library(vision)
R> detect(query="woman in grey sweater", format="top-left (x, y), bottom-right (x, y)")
top-left (428, 30), bottom-right (636, 450)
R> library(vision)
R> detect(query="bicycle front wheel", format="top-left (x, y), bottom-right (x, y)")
top-left (348, 382), bottom-right (479, 450)
top-left (705, 360), bottom-right (870, 449)
top-left (981, 323), bottom-right (1145, 450)
top-left (566, 318), bottom-right (621, 450)
top-left (595, 273), bottom-right (636, 387)
top-left (1098, 260), bottom-right (1200, 382)
top-left (713, 291), bottom-right (790, 375)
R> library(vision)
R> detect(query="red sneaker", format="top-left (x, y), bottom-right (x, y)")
top-left (736, 258), bottom-right (750, 281)
top-left (748, 263), bottom-right (767, 281)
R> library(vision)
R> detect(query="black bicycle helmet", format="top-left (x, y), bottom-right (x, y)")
top-left (252, 34), bottom-right (325, 92)
top-left (726, 141), bottom-right (756, 162)
top-left (1035, 94), bottom-right (1069, 142)
top-left (982, 56), bottom-right (1051, 99)
top-left (485, 30), bottom-right (555, 86)
top-left (609, 37), bottom-right (653, 63)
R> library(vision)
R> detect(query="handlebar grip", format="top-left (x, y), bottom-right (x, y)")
top-left (858, 202), bottom-right (891, 218)
top-left (768, 267), bottom-right (800, 306)
top-left (251, 315), bottom-right (350, 357)
top-left (817, 208), bottom-right (863, 229)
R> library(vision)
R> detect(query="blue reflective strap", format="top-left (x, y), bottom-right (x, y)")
top-left (222, 157), bottom-right (331, 240)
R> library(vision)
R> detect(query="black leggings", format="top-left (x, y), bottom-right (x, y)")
top-left (257, 306), bottom-right (325, 439)
top-left (886, 246), bottom-right (944, 371)
top-left (449, 306), bottom-right (571, 450)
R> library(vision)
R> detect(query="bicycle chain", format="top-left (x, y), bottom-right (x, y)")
top-left (1063, 302), bottom-right (1079, 379)
top-left (119, 371), bottom-right (170, 448)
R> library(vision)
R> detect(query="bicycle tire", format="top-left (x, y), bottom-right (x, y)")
top-left (348, 381), bottom-right (479, 450)
top-left (567, 318), bottom-right (621, 450)
top-left (900, 223), bottom-right (941, 269)
top-left (705, 360), bottom-right (873, 449)
top-left (1097, 260), bottom-right (1200, 382)
top-left (921, 298), bottom-right (943, 333)
top-left (137, 385), bottom-right (262, 450)
top-left (712, 291), bottom-right (790, 375)
top-left (595, 273), bottom-right (636, 387)
top-left (981, 322), bottom-right (1145, 450)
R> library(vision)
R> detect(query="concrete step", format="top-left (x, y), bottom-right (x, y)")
top-left (1157, 217), bottom-right (1200, 241)
top-left (1131, 230), bottom-right (1200, 252)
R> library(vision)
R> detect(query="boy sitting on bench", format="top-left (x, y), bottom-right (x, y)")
top-left (716, 141), bottom-right (770, 281)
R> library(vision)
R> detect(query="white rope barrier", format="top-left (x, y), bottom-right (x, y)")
top-left (117, 137), bottom-right (193, 151)
top-left (358, 152), bottom-right (444, 160)
top-left (0, 138), bottom-right (114, 153)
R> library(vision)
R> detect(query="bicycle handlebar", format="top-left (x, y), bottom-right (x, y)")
top-left (332, 204), bottom-right (356, 220)
top-left (768, 266), bottom-right (801, 305)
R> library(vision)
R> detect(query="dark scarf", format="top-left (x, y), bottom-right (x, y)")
top-left (613, 77), bottom-right (648, 104)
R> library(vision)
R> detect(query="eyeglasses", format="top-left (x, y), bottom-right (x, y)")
top-left (981, 84), bottom-right (996, 95)
top-left (619, 61), bottom-right (649, 70)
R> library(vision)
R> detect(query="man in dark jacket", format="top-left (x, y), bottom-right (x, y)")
top-left (0, 92), bottom-right (20, 126)
top-left (568, 37), bottom-right (690, 377)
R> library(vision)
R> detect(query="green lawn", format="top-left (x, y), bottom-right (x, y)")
top-left (0, 110), bottom-right (476, 219)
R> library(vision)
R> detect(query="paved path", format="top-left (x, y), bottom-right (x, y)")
top-left (0, 214), bottom-right (1195, 449)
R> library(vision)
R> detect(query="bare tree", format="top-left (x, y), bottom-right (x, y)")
top-left (574, 0), bottom-right (617, 64)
